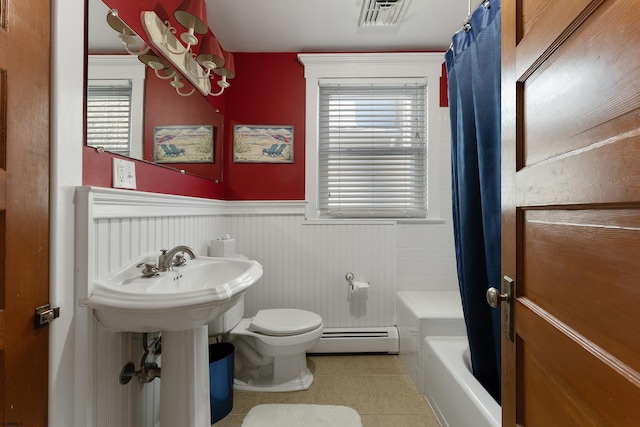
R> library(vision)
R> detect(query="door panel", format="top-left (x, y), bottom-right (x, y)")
top-left (516, 137), bottom-right (640, 206)
top-left (516, 0), bottom-right (598, 79)
top-left (520, 340), bottom-right (610, 426)
top-left (518, 301), bottom-right (640, 425)
top-left (522, 0), bottom-right (640, 166)
top-left (523, 209), bottom-right (640, 371)
top-left (502, 0), bottom-right (640, 425)
top-left (0, 0), bottom-right (50, 425)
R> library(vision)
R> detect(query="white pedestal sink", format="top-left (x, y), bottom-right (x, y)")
top-left (160, 327), bottom-right (211, 426)
top-left (84, 251), bottom-right (263, 427)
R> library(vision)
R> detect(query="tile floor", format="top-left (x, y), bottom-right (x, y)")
top-left (213, 354), bottom-right (441, 427)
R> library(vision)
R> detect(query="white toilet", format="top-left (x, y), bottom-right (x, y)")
top-left (207, 294), bottom-right (323, 392)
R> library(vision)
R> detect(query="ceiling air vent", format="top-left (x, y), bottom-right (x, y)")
top-left (358, 0), bottom-right (410, 28)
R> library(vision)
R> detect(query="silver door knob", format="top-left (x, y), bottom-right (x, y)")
top-left (486, 287), bottom-right (509, 308)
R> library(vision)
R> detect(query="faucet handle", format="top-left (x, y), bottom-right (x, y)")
top-left (137, 263), bottom-right (159, 278)
top-left (172, 254), bottom-right (188, 268)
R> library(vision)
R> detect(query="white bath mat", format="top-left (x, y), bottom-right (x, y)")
top-left (241, 403), bottom-right (362, 427)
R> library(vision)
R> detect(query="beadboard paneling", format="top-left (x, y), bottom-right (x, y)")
top-left (75, 181), bottom-right (458, 427)
top-left (229, 214), bottom-right (397, 327)
top-left (75, 188), bottom-right (230, 427)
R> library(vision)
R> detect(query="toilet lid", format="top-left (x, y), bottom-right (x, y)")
top-left (249, 309), bottom-right (322, 336)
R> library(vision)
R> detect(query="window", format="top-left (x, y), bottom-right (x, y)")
top-left (318, 82), bottom-right (427, 218)
top-left (86, 82), bottom-right (133, 156)
top-left (87, 55), bottom-right (145, 159)
top-left (299, 53), bottom-right (444, 221)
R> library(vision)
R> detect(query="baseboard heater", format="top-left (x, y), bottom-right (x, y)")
top-left (309, 327), bottom-right (399, 354)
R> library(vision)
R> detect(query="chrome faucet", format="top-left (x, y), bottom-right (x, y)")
top-left (157, 245), bottom-right (196, 272)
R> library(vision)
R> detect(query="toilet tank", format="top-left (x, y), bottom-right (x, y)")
top-left (207, 292), bottom-right (245, 335)
top-left (206, 243), bottom-right (250, 336)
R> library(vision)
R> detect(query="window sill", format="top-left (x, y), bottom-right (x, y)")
top-left (303, 218), bottom-right (396, 225)
top-left (396, 218), bottom-right (446, 225)
top-left (302, 218), bottom-right (446, 225)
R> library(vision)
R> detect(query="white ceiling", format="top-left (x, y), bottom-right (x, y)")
top-left (88, 0), bottom-right (474, 54)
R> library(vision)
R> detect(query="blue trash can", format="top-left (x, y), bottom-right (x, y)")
top-left (209, 342), bottom-right (234, 424)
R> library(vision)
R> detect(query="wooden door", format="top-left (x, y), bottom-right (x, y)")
top-left (0, 0), bottom-right (51, 425)
top-left (502, 0), bottom-right (640, 425)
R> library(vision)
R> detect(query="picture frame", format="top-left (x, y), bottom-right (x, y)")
top-left (154, 125), bottom-right (214, 163)
top-left (233, 124), bottom-right (294, 163)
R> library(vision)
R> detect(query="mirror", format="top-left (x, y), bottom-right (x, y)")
top-left (87, 0), bottom-right (224, 182)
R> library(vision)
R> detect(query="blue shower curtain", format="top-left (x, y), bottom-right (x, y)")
top-left (445, 0), bottom-right (502, 403)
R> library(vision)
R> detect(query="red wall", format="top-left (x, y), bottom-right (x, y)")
top-left (223, 53), bottom-right (306, 200)
top-left (222, 53), bottom-right (448, 200)
top-left (143, 67), bottom-right (225, 182)
top-left (83, 51), bottom-right (448, 200)
top-left (84, 0), bottom-right (227, 199)
top-left (441, 62), bottom-right (449, 107)
top-left (83, 65), bottom-right (227, 198)
top-left (83, 146), bottom-right (225, 198)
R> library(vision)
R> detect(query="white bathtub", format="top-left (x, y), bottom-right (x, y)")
top-left (424, 336), bottom-right (501, 427)
top-left (396, 291), bottom-right (468, 393)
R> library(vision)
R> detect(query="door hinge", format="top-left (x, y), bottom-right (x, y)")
top-left (35, 304), bottom-right (60, 328)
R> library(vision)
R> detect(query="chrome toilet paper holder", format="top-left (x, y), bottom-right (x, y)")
top-left (346, 272), bottom-right (369, 290)
top-left (345, 272), bottom-right (355, 289)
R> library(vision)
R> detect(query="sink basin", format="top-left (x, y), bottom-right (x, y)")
top-left (84, 253), bottom-right (263, 332)
top-left (85, 250), bottom-right (263, 427)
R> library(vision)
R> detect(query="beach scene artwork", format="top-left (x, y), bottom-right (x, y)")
top-left (154, 125), bottom-right (214, 163)
top-left (233, 125), bottom-right (294, 163)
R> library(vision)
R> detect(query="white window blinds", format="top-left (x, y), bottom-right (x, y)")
top-left (318, 83), bottom-right (427, 218)
top-left (86, 82), bottom-right (133, 156)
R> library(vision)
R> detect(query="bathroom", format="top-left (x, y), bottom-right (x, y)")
top-left (6, 0), bottom-right (637, 426)
top-left (75, 46), bottom-right (453, 424)
top-left (75, 0), bottom-right (461, 424)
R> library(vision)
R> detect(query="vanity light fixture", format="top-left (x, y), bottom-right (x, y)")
top-left (195, 35), bottom-right (225, 73)
top-left (173, 0), bottom-right (209, 51)
top-left (194, 36), bottom-right (235, 96)
top-left (106, 10), bottom-right (150, 56)
top-left (138, 54), bottom-right (171, 75)
top-left (106, 0), bottom-right (234, 98)
top-left (169, 75), bottom-right (195, 97)
top-left (210, 50), bottom-right (235, 96)
top-left (138, 53), bottom-right (194, 97)
top-left (141, 10), bottom-right (235, 97)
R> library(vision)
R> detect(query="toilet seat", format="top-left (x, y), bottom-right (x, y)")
top-left (249, 309), bottom-right (322, 336)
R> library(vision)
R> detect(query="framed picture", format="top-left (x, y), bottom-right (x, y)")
top-left (154, 125), bottom-right (214, 163)
top-left (233, 125), bottom-right (294, 163)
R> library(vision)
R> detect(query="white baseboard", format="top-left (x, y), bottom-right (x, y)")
top-left (309, 327), bottom-right (399, 354)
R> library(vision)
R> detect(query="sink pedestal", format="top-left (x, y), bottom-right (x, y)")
top-left (159, 326), bottom-right (211, 427)
top-left (85, 253), bottom-right (263, 425)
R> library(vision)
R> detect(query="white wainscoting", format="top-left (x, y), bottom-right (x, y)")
top-left (396, 221), bottom-right (458, 292)
top-left (229, 214), bottom-right (397, 327)
top-left (75, 187), bottom-right (229, 427)
top-left (74, 185), bottom-right (457, 427)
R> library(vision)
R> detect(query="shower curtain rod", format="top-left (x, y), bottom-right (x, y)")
top-left (448, 0), bottom-right (490, 52)
top-left (462, 0), bottom-right (489, 26)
